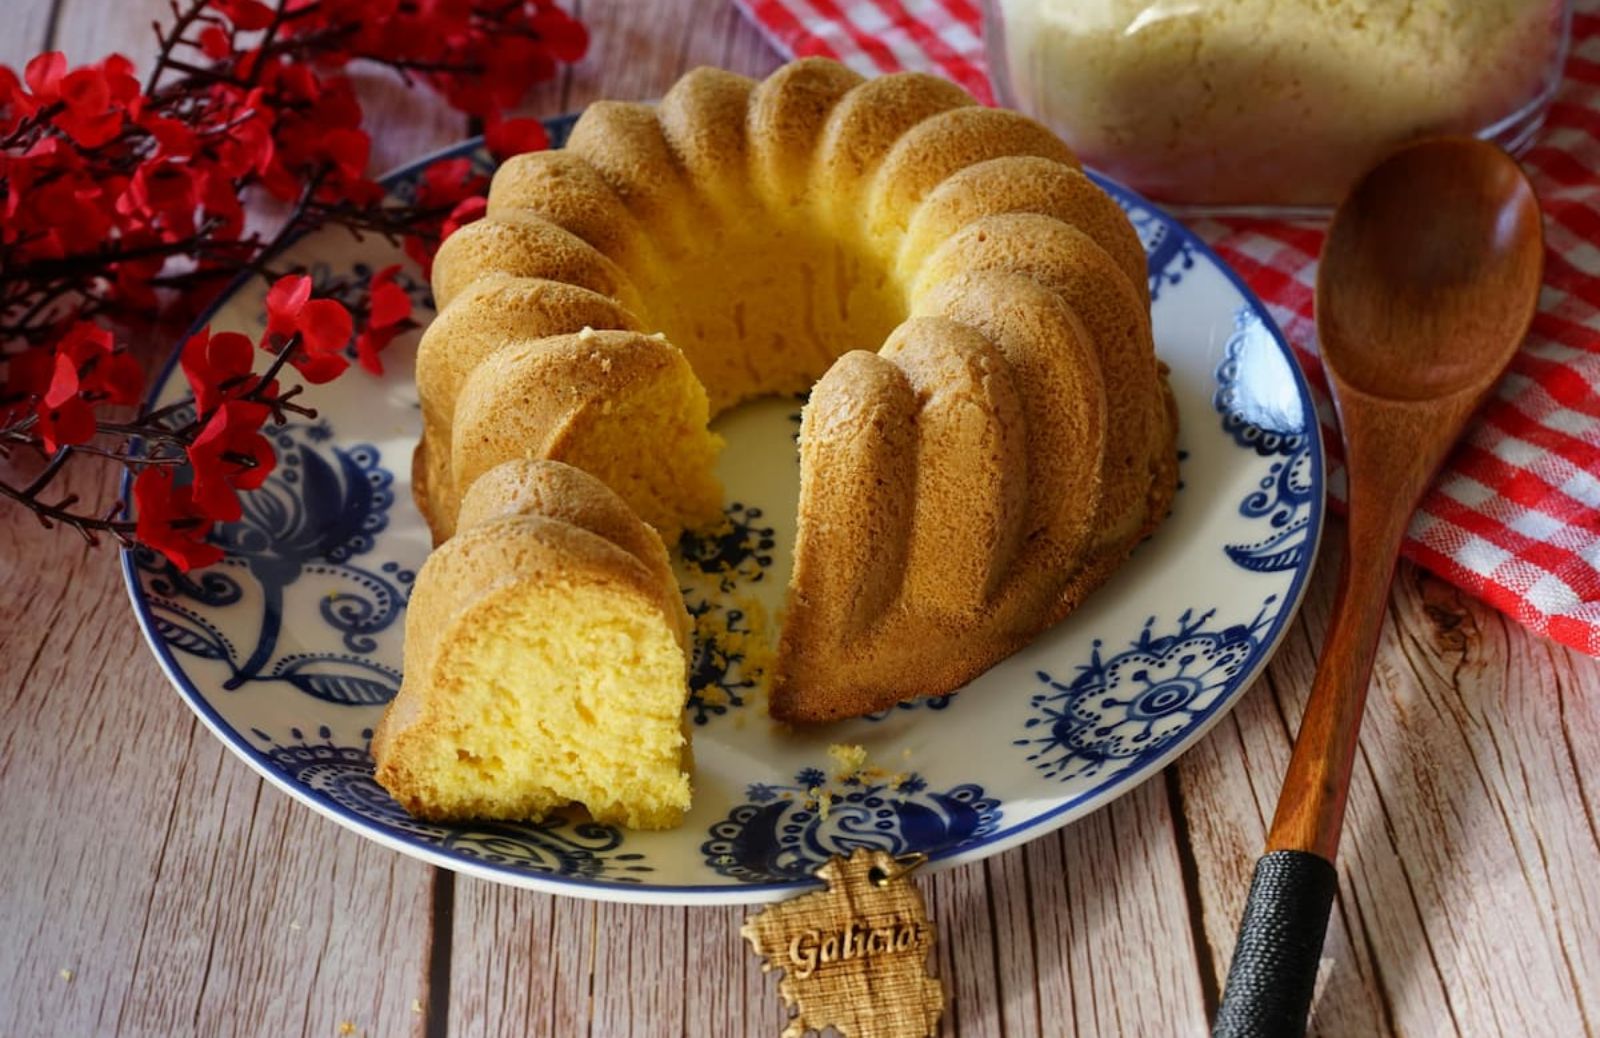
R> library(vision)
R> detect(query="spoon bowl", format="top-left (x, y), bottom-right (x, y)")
top-left (1317, 137), bottom-right (1544, 402)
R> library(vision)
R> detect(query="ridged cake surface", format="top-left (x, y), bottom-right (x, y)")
top-left (405, 56), bottom-right (1178, 745)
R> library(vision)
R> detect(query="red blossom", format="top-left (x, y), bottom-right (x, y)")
top-left (264, 274), bottom-right (354, 383)
top-left (54, 321), bottom-right (143, 405)
top-left (186, 400), bottom-right (276, 522)
top-left (210, 0), bottom-right (276, 31)
top-left (484, 112), bottom-right (549, 160)
top-left (353, 264), bottom-right (413, 374)
top-left (133, 467), bottom-right (224, 571)
top-left (36, 353), bottom-right (98, 453)
top-left (23, 52), bottom-right (65, 102)
top-left (0, 66), bottom-right (38, 132)
top-left (198, 26), bottom-right (233, 61)
top-left (54, 66), bottom-right (123, 147)
top-left (9, 321), bottom-right (145, 452)
top-left (181, 326), bottom-right (268, 412)
top-left (1, 0), bottom-right (584, 558)
top-left (402, 156), bottom-right (490, 273)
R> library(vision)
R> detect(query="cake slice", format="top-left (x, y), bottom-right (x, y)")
top-left (372, 460), bottom-right (693, 830)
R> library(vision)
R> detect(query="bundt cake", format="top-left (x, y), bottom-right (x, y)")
top-left (410, 57), bottom-right (1178, 732)
top-left (373, 459), bottom-right (694, 829)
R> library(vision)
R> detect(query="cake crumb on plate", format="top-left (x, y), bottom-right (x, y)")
top-left (828, 743), bottom-right (867, 779)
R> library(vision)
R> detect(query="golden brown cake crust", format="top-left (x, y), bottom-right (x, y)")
top-left (416, 57), bottom-right (1180, 730)
top-left (748, 58), bottom-right (866, 208)
top-left (449, 329), bottom-right (721, 541)
top-left (454, 458), bottom-right (689, 647)
top-left (430, 210), bottom-right (642, 314)
top-left (486, 151), bottom-right (650, 271)
top-left (899, 157), bottom-right (1150, 306)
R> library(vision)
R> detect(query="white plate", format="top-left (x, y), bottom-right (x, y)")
top-left (124, 121), bottom-right (1324, 905)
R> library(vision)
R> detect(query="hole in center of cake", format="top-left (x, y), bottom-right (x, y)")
top-left (629, 217), bottom-right (907, 414)
top-left (629, 218), bottom-right (907, 718)
top-left (670, 395), bottom-right (804, 720)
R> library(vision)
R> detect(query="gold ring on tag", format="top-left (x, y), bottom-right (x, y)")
top-left (869, 852), bottom-right (928, 889)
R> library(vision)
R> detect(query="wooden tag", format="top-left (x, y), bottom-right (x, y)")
top-left (742, 848), bottom-right (945, 1038)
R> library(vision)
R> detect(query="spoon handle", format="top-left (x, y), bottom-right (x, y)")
top-left (1213, 451), bottom-right (1417, 1037)
top-left (1211, 850), bottom-right (1338, 1037)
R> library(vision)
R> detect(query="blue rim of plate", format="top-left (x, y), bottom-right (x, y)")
top-left (121, 114), bottom-right (1325, 902)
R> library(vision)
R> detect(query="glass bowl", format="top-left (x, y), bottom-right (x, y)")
top-left (984, 0), bottom-right (1573, 214)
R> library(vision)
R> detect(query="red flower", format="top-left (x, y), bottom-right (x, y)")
top-left (181, 326), bottom-right (266, 412)
top-left (54, 321), bottom-right (143, 405)
top-left (25, 164), bottom-right (114, 256)
top-left (264, 274), bottom-right (353, 383)
top-left (133, 467), bottom-right (224, 571)
top-left (186, 400), bottom-right (276, 522)
top-left (36, 353), bottom-right (97, 453)
top-left (54, 66), bottom-right (123, 147)
top-left (414, 156), bottom-right (488, 208)
top-left (0, 65), bottom-right (39, 133)
top-left (199, 25), bottom-right (233, 61)
top-left (10, 322), bottom-right (144, 452)
top-left (353, 264), bottom-right (413, 374)
top-left (23, 52), bottom-right (65, 102)
top-left (210, 0), bottom-right (276, 31)
top-left (320, 126), bottom-right (370, 180)
top-left (214, 103), bottom-right (275, 179)
top-left (136, 108), bottom-right (199, 158)
top-left (442, 195), bottom-right (487, 239)
top-left (119, 158), bottom-right (200, 239)
top-left (484, 113), bottom-right (549, 160)
top-left (533, 8), bottom-right (590, 63)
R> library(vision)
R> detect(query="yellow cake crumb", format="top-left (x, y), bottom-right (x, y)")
top-left (337, 1022), bottom-right (356, 1036)
top-left (828, 743), bottom-right (868, 780)
top-left (58, 968), bottom-right (73, 983)
top-left (411, 999), bottom-right (424, 1015)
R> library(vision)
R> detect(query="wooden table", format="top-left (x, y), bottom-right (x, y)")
top-left (4, 2), bottom-right (1599, 1035)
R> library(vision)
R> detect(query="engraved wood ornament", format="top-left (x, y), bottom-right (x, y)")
top-left (742, 849), bottom-right (945, 1038)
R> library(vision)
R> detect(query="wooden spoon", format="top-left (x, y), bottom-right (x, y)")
top-left (1212, 137), bottom-right (1543, 1037)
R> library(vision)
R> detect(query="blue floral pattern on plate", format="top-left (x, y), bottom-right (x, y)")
top-left (122, 120), bottom-right (1324, 904)
top-left (702, 768), bottom-right (1000, 883)
top-left (253, 727), bottom-right (651, 880)
top-left (135, 419), bottom-right (412, 705)
top-left (1213, 307), bottom-right (1318, 574)
top-left (1017, 602), bottom-right (1276, 784)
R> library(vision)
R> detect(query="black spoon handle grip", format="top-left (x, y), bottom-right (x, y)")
top-left (1212, 850), bottom-right (1339, 1038)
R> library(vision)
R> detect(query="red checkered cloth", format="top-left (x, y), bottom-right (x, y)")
top-left (736, 0), bottom-right (1600, 656)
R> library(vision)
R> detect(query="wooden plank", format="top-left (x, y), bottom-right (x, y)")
top-left (0, 454), bottom-right (437, 1038)
top-left (561, 0), bottom-right (783, 109)
top-left (47, 0), bottom-right (161, 71)
top-left (0, 0), bottom-right (57, 69)
top-left (1182, 531), bottom-right (1600, 1035)
top-left (1051, 781), bottom-right (1211, 1036)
